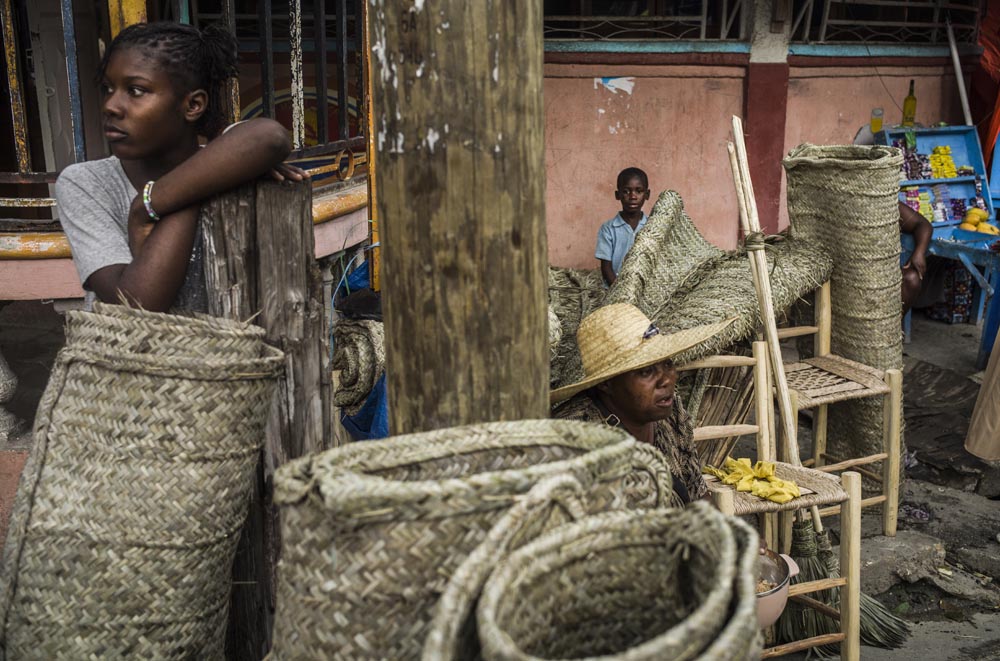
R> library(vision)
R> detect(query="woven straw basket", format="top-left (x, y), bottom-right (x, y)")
top-left (0, 304), bottom-right (283, 660)
top-left (475, 502), bottom-right (761, 661)
top-left (269, 420), bottom-right (678, 660)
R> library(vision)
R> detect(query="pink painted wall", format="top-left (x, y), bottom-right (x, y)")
top-left (780, 65), bottom-right (966, 229)
top-left (544, 64), bottom-right (746, 268)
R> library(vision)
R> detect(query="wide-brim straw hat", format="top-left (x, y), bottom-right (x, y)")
top-left (551, 304), bottom-right (735, 404)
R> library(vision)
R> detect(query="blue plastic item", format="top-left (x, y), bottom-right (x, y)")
top-left (876, 125), bottom-right (994, 224)
top-left (340, 372), bottom-right (389, 441)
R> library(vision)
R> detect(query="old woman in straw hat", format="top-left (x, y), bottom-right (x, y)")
top-left (552, 304), bottom-right (732, 504)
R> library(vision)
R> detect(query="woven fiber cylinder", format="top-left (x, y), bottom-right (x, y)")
top-left (784, 144), bottom-right (904, 470)
top-left (0, 304), bottom-right (283, 660)
top-left (270, 420), bottom-right (676, 660)
top-left (476, 503), bottom-right (760, 661)
top-left (331, 319), bottom-right (385, 414)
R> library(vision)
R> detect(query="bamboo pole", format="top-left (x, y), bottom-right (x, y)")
top-left (753, 341), bottom-right (771, 463)
top-left (726, 134), bottom-right (799, 464)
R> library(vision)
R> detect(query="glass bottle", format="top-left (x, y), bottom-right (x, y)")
top-left (902, 80), bottom-right (917, 127)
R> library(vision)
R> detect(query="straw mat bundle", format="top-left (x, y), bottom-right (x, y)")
top-left (331, 318), bottom-right (385, 414)
top-left (0, 303), bottom-right (283, 660)
top-left (784, 144), bottom-right (904, 472)
top-left (269, 420), bottom-right (676, 660)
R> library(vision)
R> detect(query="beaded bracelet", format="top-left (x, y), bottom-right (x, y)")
top-left (142, 180), bottom-right (161, 221)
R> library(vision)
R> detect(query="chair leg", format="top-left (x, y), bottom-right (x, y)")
top-left (713, 487), bottom-right (736, 516)
top-left (812, 404), bottom-right (828, 467)
top-left (840, 471), bottom-right (862, 661)
top-left (882, 369), bottom-right (902, 537)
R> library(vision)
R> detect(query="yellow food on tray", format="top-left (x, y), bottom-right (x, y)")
top-left (703, 457), bottom-right (802, 504)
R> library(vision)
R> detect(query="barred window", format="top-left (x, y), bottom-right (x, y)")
top-left (543, 0), bottom-right (748, 41)
top-left (790, 0), bottom-right (983, 45)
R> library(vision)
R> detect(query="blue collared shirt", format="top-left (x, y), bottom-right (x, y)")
top-left (595, 212), bottom-right (649, 275)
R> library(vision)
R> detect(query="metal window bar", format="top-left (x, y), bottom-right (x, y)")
top-left (812, 0), bottom-right (980, 44)
top-left (543, 0), bottom-right (747, 41)
top-left (316, 0), bottom-right (328, 143)
top-left (336, 0), bottom-right (348, 142)
top-left (289, 0), bottom-right (304, 149)
top-left (259, 0), bottom-right (276, 119)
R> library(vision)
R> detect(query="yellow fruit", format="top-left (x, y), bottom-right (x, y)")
top-left (978, 223), bottom-right (1000, 235)
top-left (959, 223), bottom-right (980, 231)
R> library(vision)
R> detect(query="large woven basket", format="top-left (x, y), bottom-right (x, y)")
top-left (476, 502), bottom-right (760, 661)
top-left (269, 420), bottom-right (677, 660)
top-left (784, 144), bottom-right (904, 473)
top-left (0, 304), bottom-right (283, 660)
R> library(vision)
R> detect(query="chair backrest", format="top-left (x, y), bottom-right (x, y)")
top-left (774, 280), bottom-right (832, 358)
top-left (677, 340), bottom-right (775, 464)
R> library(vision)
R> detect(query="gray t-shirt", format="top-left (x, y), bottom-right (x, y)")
top-left (55, 156), bottom-right (206, 313)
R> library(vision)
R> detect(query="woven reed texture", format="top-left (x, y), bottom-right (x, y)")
top-left (706, 461), bottom-right (847, 515)
top-left (476, 503), bottom-right (759, 661)
top-left (784, 144), bottom-right (904, 472)
top-left (547, 305), bottom-right (562, 363)
top-left (331, 318), bottom-right (385, 414)
top-left (548, 267), bottom-right (606, 388)
top-left (0, 303), bottom-right (283, 660)
top-left (785, 355), bottom-right (891, 409)
top-left (423, 451), bottom-right (684, 661)
top-left (607, 191), bottom-right (728, 322)
top-left (270, 420), bottom-right (676, 661)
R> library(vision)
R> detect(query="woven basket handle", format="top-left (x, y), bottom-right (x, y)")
top-left (422, 474), bottom-right (587, 661)
top-left (630, 444), bottom-right (685, 509)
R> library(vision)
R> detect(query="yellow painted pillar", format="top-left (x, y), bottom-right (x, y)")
top-left (108, 0), bottom-right (146, 37)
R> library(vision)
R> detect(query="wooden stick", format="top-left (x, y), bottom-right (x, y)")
top-left (727, 133), bottom-right (799, 465)
top-left (693, 424), bottom-right (759, 442)
top-left (787, 576), bottom-right (848, 597)
top-left (789, 594), bottom-right (842, 621)
top-left (840, 471), bottom-right (862, 661)
top-left (814, 453), bottom-right (888, 474)
top-left (776, 326), bottom-right (819, 339)
top-left (753, 341), bottom-right (771, 463)
top-left (678, 355), bottom-right (759, 371)
top-left (817, 495), bottom-right (886, 518)
top-left (761, 633), bottom-right (846, 658)
top-left (883, 368), bottom-right (902, 537)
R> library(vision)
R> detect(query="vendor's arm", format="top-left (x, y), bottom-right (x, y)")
top-left (596, 222), bottom-right (616, 286)
top-left (115, 119), bottom-right (302, 309)
top-left (143, 118), bottom-right (300, 218)
top-left (899, 202), bottom-right (932, 278)
top-left (600, 259), bottom-right (616, 287)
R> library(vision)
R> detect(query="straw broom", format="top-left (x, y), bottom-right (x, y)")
top-left (728, 117), bottom-right (909, 649)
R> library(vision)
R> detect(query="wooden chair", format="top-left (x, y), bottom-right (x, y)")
top-left (680, 343), bottom-right (862, 661)
top-left (777, 280), bottom-right (902, 537)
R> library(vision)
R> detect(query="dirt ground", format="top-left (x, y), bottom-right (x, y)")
top-left (1, 301), bottom-right (998, 659)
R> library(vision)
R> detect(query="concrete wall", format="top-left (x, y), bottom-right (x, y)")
top-left (544, 61), bottom-right (971, 267)
top-left (544, 63), bottom-right (746, 268)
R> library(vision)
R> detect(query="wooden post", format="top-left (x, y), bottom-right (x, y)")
top-left (813, 281), bottom-right (831, 467)
top-left (840, 471), bottom-right (862, 661)
top-left (882, 368), bottom-right (902, 537)
top-left (369, 1), bottom-right (549, 432)
top-left (201, 179), bottom-right (330, 659)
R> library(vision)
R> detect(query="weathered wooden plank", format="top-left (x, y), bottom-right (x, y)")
top-left (370, 0), bottom-right (549, 432)
top-left (255, 179), bottom-right (329, 462)
top-left (203, 179), bottom-right (329, 660)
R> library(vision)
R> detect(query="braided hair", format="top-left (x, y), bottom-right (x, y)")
top-left (98, 22), bottom-right (239, 138)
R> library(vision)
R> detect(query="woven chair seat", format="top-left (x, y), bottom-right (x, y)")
top-left (705, 462), bottom-right (847, 516)
top-left (784, 354), bottom-right (889, 409)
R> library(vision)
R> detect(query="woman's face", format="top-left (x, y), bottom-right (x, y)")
top-left (100, 48), bottom-right (201, 162)
top-left (599, 359), bottom-right (678, 426)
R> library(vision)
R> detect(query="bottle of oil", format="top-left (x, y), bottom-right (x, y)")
top-left (902, 80), bottom-right (917, 127)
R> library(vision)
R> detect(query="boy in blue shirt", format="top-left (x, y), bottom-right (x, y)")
top-left (596, 167), bottom-right (650, 286)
